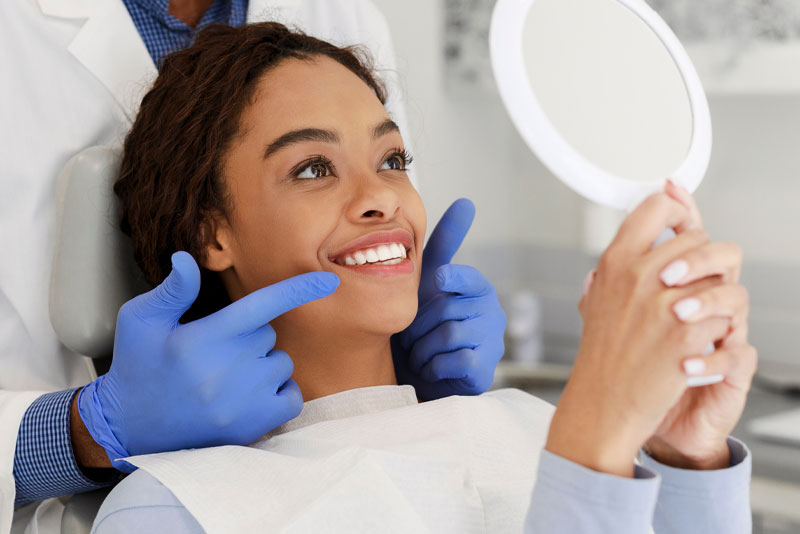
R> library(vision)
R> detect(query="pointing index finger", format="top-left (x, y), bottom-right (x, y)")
top-left (196, 271), bottom-right (340, 336)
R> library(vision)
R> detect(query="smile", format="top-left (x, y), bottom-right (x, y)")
top-left (333, 242), bottom-right (408, 266)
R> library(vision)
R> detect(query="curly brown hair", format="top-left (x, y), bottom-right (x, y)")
top-left (115, 22), bottom-right (386, 319)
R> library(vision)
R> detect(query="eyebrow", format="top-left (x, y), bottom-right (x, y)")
top-left (262, 119), bottom-right (401, 160)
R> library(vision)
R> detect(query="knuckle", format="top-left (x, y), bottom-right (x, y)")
top-left (441, 320), bottom-right (460, 341)
top-left (460, 349), bottom-right (480, 372)
top-left (599, 247), bottom-right (621, 274)
top-left (269, 350), bottom-right (294, 378)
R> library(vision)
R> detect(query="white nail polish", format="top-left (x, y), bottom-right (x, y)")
top-left (683, 358), bottom-right (706, 376)
top-left (660, 260), bottom-right (689, 286)
top-left (673, 298), bottom-right (701, 321)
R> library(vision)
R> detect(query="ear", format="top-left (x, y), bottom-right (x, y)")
top-left (199, 212), bottom-right (235, 273)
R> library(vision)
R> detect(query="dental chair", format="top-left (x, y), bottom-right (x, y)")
top-left (49, 146), bottom-right (151, 534)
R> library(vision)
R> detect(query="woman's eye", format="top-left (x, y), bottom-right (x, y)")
top-left (379, 155), bottom-right (405, 171)
top-left (296, 162), bottom-right (331, 179)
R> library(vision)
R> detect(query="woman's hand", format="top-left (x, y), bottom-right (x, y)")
top-left (545, 185), bottom-right (752, 477)
top-left (643, 185), bottom-right (757, 470)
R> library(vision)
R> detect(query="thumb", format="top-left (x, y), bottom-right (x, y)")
top-left (131, 251), bottom-right (201, 325)
top-left (420, 198), bottom-right (475, 298)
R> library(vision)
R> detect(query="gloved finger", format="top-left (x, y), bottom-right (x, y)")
top-left (400, 292), bottom-right (485, 350)
top-left (196, 271), bottom-right (339, 336)
top-left (409, 321), bottom-right (479, 374)
top-left (419, 199), bottom-right (475, 298)
top-left (259, 349), bottom-right (295, 391)
top-left (128, 251), bottom-right (200, 325)
top-left (419, 348), bottom-right (479, 384)
top-left (434, 264), bottom-right (493, 297)
top-left (276, 379), bottom-right (304, 414)
top-left (238, 324), bottom-right (277, 358)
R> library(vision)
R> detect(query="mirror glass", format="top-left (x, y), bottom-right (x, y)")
top-left (522, 0), bottom-right (693, 183)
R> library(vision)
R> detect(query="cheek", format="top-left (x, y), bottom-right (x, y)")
top-left (232, 201), bottom-right (332, 293)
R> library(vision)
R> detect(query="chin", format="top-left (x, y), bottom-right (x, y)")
top-left (356, 296), bottom-right (418, 337)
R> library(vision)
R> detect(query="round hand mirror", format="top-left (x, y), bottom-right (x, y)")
top-left (489, 0), bottom-right (711, 211)
top-left (490, 0), bottom-right (720, 386)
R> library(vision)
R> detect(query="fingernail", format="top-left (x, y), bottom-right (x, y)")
top-left (683, 358), bottom-right (706, 376)
top-left (673, 298), bottom-right (701, 321)
top-left (660, 260), bottom-right (689, 286)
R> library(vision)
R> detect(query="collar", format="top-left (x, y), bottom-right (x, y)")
top-left (263, 385), bottom-right (419, 439)
top-left (35, 0), bottom-right (92, 18)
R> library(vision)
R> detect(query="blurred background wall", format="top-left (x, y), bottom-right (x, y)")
top-left (371, 0), bottom-right (800, 369)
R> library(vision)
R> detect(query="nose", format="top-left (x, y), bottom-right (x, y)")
top-left (346, 171), bottom-right (401, 222)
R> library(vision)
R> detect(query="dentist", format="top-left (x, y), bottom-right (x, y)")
top-left (0, 1), bottom-right (505, 532)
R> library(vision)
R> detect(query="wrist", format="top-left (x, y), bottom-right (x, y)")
top-left (644, 436), bottom-right (730, 470)
top-left (546, 387), bottom-right (642, 477)
top-left (70, 389), bottom-right (113, 469)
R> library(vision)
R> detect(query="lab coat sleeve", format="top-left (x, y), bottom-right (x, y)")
top-left (91, 469), bottom-right (203, 534)
top-left (524, 449), bottom-right (661, 533)
top-left (641, 436), bottom-right (752, 534)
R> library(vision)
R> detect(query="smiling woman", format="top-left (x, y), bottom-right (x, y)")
top-left (115, 22), bottom-right (427, 402)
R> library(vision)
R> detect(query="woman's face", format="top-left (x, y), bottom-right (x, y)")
top-left (206, 56), bottom-right (426, 339)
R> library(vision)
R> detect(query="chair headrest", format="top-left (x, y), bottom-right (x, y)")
top-left (50, 147), bottom-right (151, 359)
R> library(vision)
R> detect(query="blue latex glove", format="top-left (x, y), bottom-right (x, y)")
top-left (393, 198), bottom-right (506, 400)
top-left (77, 251), bottom-right (339, 472)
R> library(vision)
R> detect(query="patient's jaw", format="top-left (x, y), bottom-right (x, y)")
top-left (202, 56), bottom-right (426, 400)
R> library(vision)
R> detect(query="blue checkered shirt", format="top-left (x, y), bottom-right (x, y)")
top-left (13, 0), bottom-right (248, 507)
top-left (122, 0), bottom-right (248, 67)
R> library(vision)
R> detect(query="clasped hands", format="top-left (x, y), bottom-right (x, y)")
top-left (547, 181), bottom-right (757, 476)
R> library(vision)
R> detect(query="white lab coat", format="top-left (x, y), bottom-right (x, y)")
top-left (0, 1), bottom-right (411, 532)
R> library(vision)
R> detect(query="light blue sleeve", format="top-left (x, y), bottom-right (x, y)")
top-left (91, 469), bottom-right (203, 534)
top-left (642, 436), bottom-right (752, 534)
top-left (525, 449), bottom-right (661, 533)
top-left (525, 436), bottom-right (752, 534)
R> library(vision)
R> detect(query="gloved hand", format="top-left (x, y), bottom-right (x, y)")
top-left (77, 251), bottom-right (339, 472)
top-left (393, 199), bottom-right (506, 400)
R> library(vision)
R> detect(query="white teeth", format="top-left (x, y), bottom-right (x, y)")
top-left (377, 245), bottom-right (392, 261)
top-left (336, 242), bottom-right (408, 266)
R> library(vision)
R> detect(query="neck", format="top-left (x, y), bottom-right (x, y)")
top-left (168, 0), bottom-right (215, 27)
top-left (275, 325), bottom-right (398, 402)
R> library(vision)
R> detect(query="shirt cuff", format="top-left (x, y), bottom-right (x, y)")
top-left (13, 388), bottom-right (115, 506)
top-left (639, 437), bottom-right (752, 534)
top-left (525, 449), bottom-right (660, 533)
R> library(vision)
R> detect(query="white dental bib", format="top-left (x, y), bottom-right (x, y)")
top-left (121, 386), bottom-right (556, 533)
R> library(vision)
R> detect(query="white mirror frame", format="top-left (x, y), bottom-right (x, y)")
top-left (489, 0), bottom-right (712, 211)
